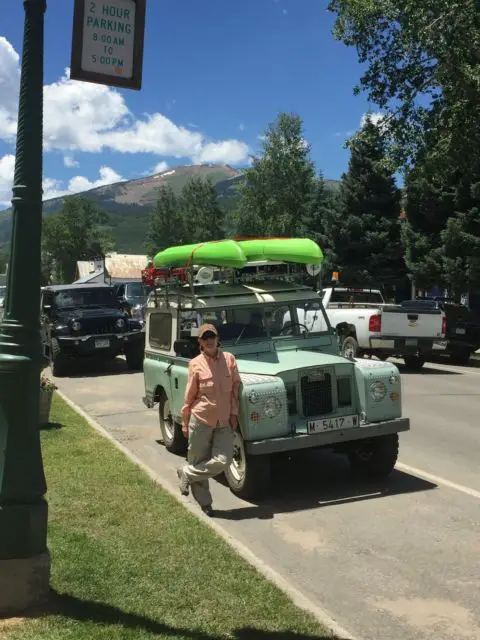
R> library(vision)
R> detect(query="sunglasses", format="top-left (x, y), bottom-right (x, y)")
top-left (200, 331), bottom-right (217, 340)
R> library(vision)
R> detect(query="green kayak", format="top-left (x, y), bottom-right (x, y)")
top-left (153, 240), bottom-right (247, 269)
top-left (238, 238), bottom-right (323, 265)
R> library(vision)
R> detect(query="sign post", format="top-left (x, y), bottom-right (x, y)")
top-left (70, 0), bottom-right (146, 90)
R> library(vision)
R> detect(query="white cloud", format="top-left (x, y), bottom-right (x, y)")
top-left (0, 152), bottom-right (122, 208)
top-left (0, 38), bottom-right (250, 166)
top-left (0, 153), bottom-right (15, 207)
top-left (193, 139), bottom-right (250, 164)
top-left (63, 155), bottom-right (80, 168)
top-left (153, 161), bottom-right (168, 174)
top-left (360, 111), bottom-right (385, 128)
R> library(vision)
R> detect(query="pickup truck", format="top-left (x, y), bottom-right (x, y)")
top-left (414, 297), bottom-right (480, 365)
top-left (306, 287), bottom-right (446, 370)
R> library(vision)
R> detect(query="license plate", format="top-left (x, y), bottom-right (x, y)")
top-left (455, 328), bottom-right (466, 335)
top-left (307, 414), bottom-right (359, 434)
top-left (405, 338), bottom-right (418, 346)
top-left (95, 339), bottom-right (110, 349)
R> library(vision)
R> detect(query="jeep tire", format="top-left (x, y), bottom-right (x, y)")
top-left (348, 433), bottom-right (399, 479)
top-left (50, 338), bottom-right (68, 377)
top-left (159, 393), bottom-right (187, 454)
top-left (125, 342), bottom-right (144, 371)
top-left (224, 430), bottom-right (271, 500)
top-left (403, 355), bottom-right (425, 371)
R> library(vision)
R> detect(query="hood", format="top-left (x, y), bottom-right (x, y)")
top-left (56, 307), bottom-right (125, 322)
top-left (235, 349), bottom-right (352, 376)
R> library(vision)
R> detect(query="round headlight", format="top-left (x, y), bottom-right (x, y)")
top-left (370, 381), bottom-right (386, 402)
top-left (71, 321), bottom-right (81, 331)
top-left (264, 396), bottom-right (282, 418)
top-left (248, 390), bottom-right (259, 404)
top-left (115, 318), bottom-right (125, 329)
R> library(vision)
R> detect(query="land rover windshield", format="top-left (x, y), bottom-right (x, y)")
top-left (179, 300), bottom-right (332, 343)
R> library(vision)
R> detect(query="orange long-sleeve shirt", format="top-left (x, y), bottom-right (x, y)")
top-left (181, 350), bottom-right (241, 427)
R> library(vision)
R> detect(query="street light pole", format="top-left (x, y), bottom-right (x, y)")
top-left (0, 0), bottom-right (50, 615)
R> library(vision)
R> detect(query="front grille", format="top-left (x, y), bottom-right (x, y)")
top-left (300, 372), bottom-right (333, 417)
top-left (76, 319), bottom-right (120, 335)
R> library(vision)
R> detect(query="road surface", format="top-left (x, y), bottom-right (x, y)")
top-left (52, 358), bottom-right (480, 640)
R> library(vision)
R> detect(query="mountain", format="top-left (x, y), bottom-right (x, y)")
top-left (0, 163), bottom-right (340, 254)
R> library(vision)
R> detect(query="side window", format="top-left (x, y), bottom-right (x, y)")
top-left (41, 291), bottom-right (53, 310)
top-left (149, 312), bottom-right (172, 350)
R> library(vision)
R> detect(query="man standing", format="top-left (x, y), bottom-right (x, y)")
top-left (177, 323), bottom-right (241, 516)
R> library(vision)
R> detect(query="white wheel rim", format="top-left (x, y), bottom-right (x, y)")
top-left (162, 399), bottom-right (174, 440)
top-left (230, 431), bottom-right (246, 483)
top-left (344, 342), bottom-right (356, 359)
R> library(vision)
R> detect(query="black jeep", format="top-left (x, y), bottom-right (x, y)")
top-left (41, 284), bottom-right (145, 376)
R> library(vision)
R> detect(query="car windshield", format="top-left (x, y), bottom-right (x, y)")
top-left (179, 301), bottom-right (332, 343)
top-left (125, 283), bottom-right (150, 299)
top-left (55, 287), bottom-right (117, 309)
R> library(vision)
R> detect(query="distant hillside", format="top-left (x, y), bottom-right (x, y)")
top-left (0, 163), bottom-right (340, 254)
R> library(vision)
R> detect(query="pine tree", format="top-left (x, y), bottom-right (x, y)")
top-left (146, 185), bottom-right (183, 255)
top-left (179, 177), bottom-right (224, 244)
top-left (331, 117), bottom-right (404, 289)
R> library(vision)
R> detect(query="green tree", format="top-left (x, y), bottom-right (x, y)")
top-left (179, 176), bottom-right (224, 244)
top-left (300, 174), bottom-right (341, 278)
top-left (41, 196), bottom-right (114, 283)
top-left (146, 185), bottom-right (183, 256)
top-left (327, 117), bottom-right (404, 288)
top-left (237, 113), bottom-right (316, 237)
top-left (328, 0), bottom-right (480, 171)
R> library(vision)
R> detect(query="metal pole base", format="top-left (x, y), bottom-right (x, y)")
top-left (0, 551), bottom-right (50, 616)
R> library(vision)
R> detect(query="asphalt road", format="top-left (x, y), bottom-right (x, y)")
top-left (53, 358), bottom-right (480, 640)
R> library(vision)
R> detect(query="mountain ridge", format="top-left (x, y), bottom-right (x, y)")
top-left (0, 163), bottom-right (340, 253)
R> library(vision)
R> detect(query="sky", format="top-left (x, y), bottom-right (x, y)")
top-left (0, 0), bottom-right (380, 209)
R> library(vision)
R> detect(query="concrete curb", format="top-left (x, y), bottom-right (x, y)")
top-left (56, 389), bottom-right (357, 640)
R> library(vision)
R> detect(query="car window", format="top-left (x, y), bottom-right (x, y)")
top-left (54, 288), bottom-right (117, 308)
top-left (149, 312), bottom-right (172, 350)
top-left (125, 282), bottom-right (149, 298)
top-left (330, 290), bottom-right (384, 304)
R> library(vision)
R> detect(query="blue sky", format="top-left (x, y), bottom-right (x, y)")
top-left (0, 0), bottom-right (378, 208)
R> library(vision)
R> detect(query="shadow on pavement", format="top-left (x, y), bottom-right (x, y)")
top-left (394, 363), bottom-right (461, 375)
top-left (25, 590), bottom-right (339, 639)
top-left (215, 449), bottom-right (437, 520)
top-left (54, 357), bottom-right (139, 379)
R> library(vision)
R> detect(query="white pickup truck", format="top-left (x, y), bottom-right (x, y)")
top-left (298, 287), bottom-right (446, 370)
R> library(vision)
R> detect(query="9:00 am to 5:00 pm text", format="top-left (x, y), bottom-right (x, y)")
top-left (80, 0), bottom-right (136, 79)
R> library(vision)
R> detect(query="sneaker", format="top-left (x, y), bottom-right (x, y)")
top-left (177, 468), bottom-right (189, 496)
top-left (201, 505), bottom-right (214, 517)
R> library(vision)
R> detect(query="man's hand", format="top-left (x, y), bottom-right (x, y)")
top-left (182, 423), bottom-right (189, 437)
top-left (229, 414), bottom-right (238, 431)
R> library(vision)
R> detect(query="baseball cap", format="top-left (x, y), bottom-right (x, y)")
top-left (198, 323), bottom-right (218, 339)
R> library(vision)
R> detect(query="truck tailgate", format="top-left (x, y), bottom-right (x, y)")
top-left (381, 306), bottom-right (444, 338)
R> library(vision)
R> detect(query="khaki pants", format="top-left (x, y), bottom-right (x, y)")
top-left (182, 418), bottom-right (234, 507)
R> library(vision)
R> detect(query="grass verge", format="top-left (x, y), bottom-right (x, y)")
top-left (2, 395), bottom-right (335, 640)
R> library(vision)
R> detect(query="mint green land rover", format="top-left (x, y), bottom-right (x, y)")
top-left (142, 266), bottom-right (410, 500)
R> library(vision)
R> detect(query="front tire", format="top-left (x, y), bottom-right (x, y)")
top-left (224, 430), bottom-right (271, 500)
top-left (125, 342), bottom-right (144, 370)
top-left (404, 355), bottom-right (425, 371)
top-left (348, 434), bottom-right (399, 479)
top-left (341, 336), bottom-right (359, 360)
top-left (50, 338), bottom-right (68, 377)
top-left (159, 394), bottom-right (187, 454)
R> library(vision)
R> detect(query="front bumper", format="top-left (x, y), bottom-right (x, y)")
top-left (56, 330), bottom-right (144, 357)
top-left (246, 417), bottom-right (410, 455)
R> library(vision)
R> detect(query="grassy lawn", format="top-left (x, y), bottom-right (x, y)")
top-left (2, 395), bottom-right (335, 640)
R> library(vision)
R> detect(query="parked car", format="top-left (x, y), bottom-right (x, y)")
top-left (414, 297), bottom-right (480, 365)
top-left (41, 283), bottom-right (145, 376)
top-left (142, 244), bottom-right (410, 500)
top-left (112, 280), bottom-right (150, 326)
top-left (318, 287), bottom-right (446, 370)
